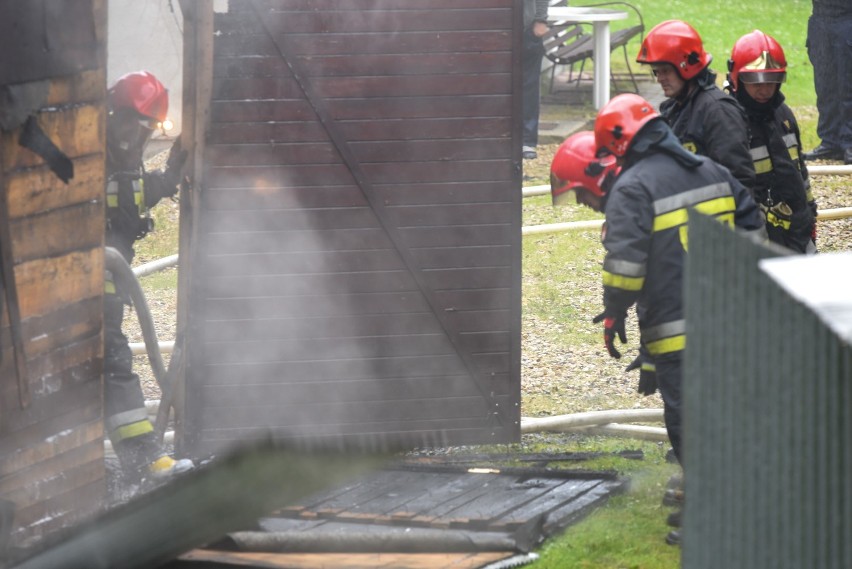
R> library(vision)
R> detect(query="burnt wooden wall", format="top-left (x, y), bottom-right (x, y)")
top-left (180, 0), bottom-right (523, 457)
top-left (0, 0), bottom-right (107, 551)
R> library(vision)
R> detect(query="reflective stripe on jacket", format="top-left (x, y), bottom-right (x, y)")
top-left (602, 149), bottom-right (764, 357)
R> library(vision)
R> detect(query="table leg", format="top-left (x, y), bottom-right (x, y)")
top-left (592, 21), bottom-right (611, 109)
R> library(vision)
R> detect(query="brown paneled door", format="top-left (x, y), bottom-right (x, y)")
top-left (180, 0), bottom-right (523, 457)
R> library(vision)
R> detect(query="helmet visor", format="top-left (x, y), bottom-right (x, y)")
top-left (739, 70), bottom-right (786, 84)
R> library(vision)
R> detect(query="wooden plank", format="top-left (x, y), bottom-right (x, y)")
top-left (306, 470), bottom-right (430, 518)
top-left (1, 105), bottom-right (103, 170)
top-left (253, 9), bottom-right (511, 35)
top-left (9, 479), bottom-right (104, 550)
top-left (201, 312), bottom-right (442, 342)
top-left (208, 117), bottom-right (511, 144)
top-left (22, 297), bottom-right (102, 359)
top-left (203, 375), bottom-right (488, 407)
top-left (203, 355), bottom-right (467, 384)
top-left (202, 227), bottom-right (388, 254)
top-left (214, 29), bottom-right (511, 57)
top-left (0, 405), bottom-right (102, 475)
top-left (46, 68), bottom-right (105, 106)
top-left (431, 289), bottom-right (512, 311)
top-left (203, 292), bottom-right (431, 320)
top-left (209, 139), bottom-right (510, 167)
top-left (213, 52), bottom-right (510, 78)
top-left (203, 249), bottom-right (406, 277)
top-left (493, 479), bottom-right (603, 529)
top-left (179, 549), bottom-right (513, 569)
top-left (14, 248), bottom-right (102, 319)
top-left (204, 334), bottom-right (455, 365)
top-left (214, 74), bottom-right (511, 100)
top-left (205, 271), bottom-right (416, 297)
top-left (0, 438), bottom-right (103, 506)
top-left (6, 154), bottom-right (104, 218)
top-left (401, 225), bottom-right (513, 248)
top-left (211, 96), bottom-right (511, 122)
top-left (10, 200), bottom-right (103, 262)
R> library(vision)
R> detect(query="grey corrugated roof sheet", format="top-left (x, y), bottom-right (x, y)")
top-left (759, 252), bottom-right (852, 346)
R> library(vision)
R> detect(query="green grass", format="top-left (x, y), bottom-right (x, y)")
top-left (600, 0), bottom-right (814, 106)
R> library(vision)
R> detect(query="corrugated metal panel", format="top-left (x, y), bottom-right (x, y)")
top-left (0, 0), bottom-right (107, 552)
top-left (683, 211), bottom-right (852, 568)
top-left (182, 0), bottom-right (522, 456)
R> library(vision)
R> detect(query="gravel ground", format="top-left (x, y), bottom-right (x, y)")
top-left (128, 150), bottom-right (852, 418)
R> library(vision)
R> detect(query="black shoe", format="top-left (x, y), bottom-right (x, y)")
top-left (665, 529), bottom-right (681, 546)
top-left (845, 148), bottom-right (852, 164)
top-left (522, 145), bottom-right (537, 160)
top-left (803, 144), bottom-right (844, 161)
top-left (666, 509), bottom-right (682, 527)
top-left (662, 488), bottom-right (684, 507)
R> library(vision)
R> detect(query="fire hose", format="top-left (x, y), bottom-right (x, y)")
top-left (104, 247), bottom-right (177, 441)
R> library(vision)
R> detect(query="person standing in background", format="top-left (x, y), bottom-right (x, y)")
top-left (636, 20), bottom-right (757, 193)
top-left (727, 30), bottom-right (817, 253)
top-left (802, 0), bottom-right (852, 164)
top-left (522, 0), bottom-right (550, 160)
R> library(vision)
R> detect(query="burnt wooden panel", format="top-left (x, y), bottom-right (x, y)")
top-left (0, 0), bottom-right (99, 85)
top-left (0, 0), bottom-right (107, 553)
top-left (183, 0), bottom-right (522, 456)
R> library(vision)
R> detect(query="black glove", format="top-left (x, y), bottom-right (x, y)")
top-left (626, 353), bottom-right (657, 396)
top-left (163, 138), bottom-right (187, 195)
top-left (592, 310), bottom-right (627, 359)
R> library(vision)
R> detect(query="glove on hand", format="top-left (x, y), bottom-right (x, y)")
top-left (163, 138), bottom-right (188, 196)
top-left (626, 353), bottom-right (657, 396)
top-left (592, 310), bottom-right (627, 359)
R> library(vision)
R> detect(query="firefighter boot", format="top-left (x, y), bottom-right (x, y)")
top-left (148, 455), bottom-right (195, 480)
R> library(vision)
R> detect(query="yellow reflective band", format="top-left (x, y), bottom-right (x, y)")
top-left (766, 210), bottom-right (792, 230)
top-left (788, 147), bottom-right (799, 161)
top-left (753, 157), bottom-right (772, 174)
top-left (641, 362), bottom-right (656, 372)
top-left (113, 419), bottom-right (155, 442)
top-left (653, 196), bottom-right (736, 232)
top-left (107, 195), bottom-right (118, 208)
top-left (602, 270), bottom-right (645, 291)
top-left (104, 280), bottom-right (116, 294)
top-left (806, 189), bottom-right (814, 202)
top-left (646, 334), bottom-right (686, 355)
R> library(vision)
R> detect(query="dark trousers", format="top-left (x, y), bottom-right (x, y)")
top-left (522, 27), bottom-right (545, 148)
top-left (654, 354), bottom-right (684, 465)
top-left (807, 14), bottom-right (852, 151)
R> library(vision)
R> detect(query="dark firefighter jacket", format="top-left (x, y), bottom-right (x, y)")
top-left (601, 120), bottom-right (765, 359)
top-left (660, 69), bottom-right (757, 194)
top-left (738, 89), bottom-right (816, 253)
top-left (106, 167), bottom-right (174, 264)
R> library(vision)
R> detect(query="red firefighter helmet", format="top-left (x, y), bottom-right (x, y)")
top-left (108, 71), bottom-right (168, 122)
top-left (728, 30), bottom-right (787, 91)
top-left (550, 131), bottom-right (618, 207)
top-left (636, 20), bottom-right (712, 80)
top-left (594, 93), bottom-right (660, 157)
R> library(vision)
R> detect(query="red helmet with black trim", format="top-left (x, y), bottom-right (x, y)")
top-left (594, 93), bottom-right (660, 158)
top-left (728, 30), bottom-right (787, 91)
top-left (108, 71), bottom-right (168, 122)
top-left (550, 131), bottom-right (618, 209)
top-left (636, 20), bottom-right (712, 80)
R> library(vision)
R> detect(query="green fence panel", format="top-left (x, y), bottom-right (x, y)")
top-left (683, 211), bottom-right (851, 569)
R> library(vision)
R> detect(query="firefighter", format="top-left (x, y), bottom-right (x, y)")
top-left (104, 71), bottom-right (192, 483)
top-left (637, 20), bottom-right (757, 194)
top-left (592, 93), bottom-right (765, 544)
top-left (550, 132), bottom-right (659, 399)
top-left (726, 30), bottom-right (817, 254)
